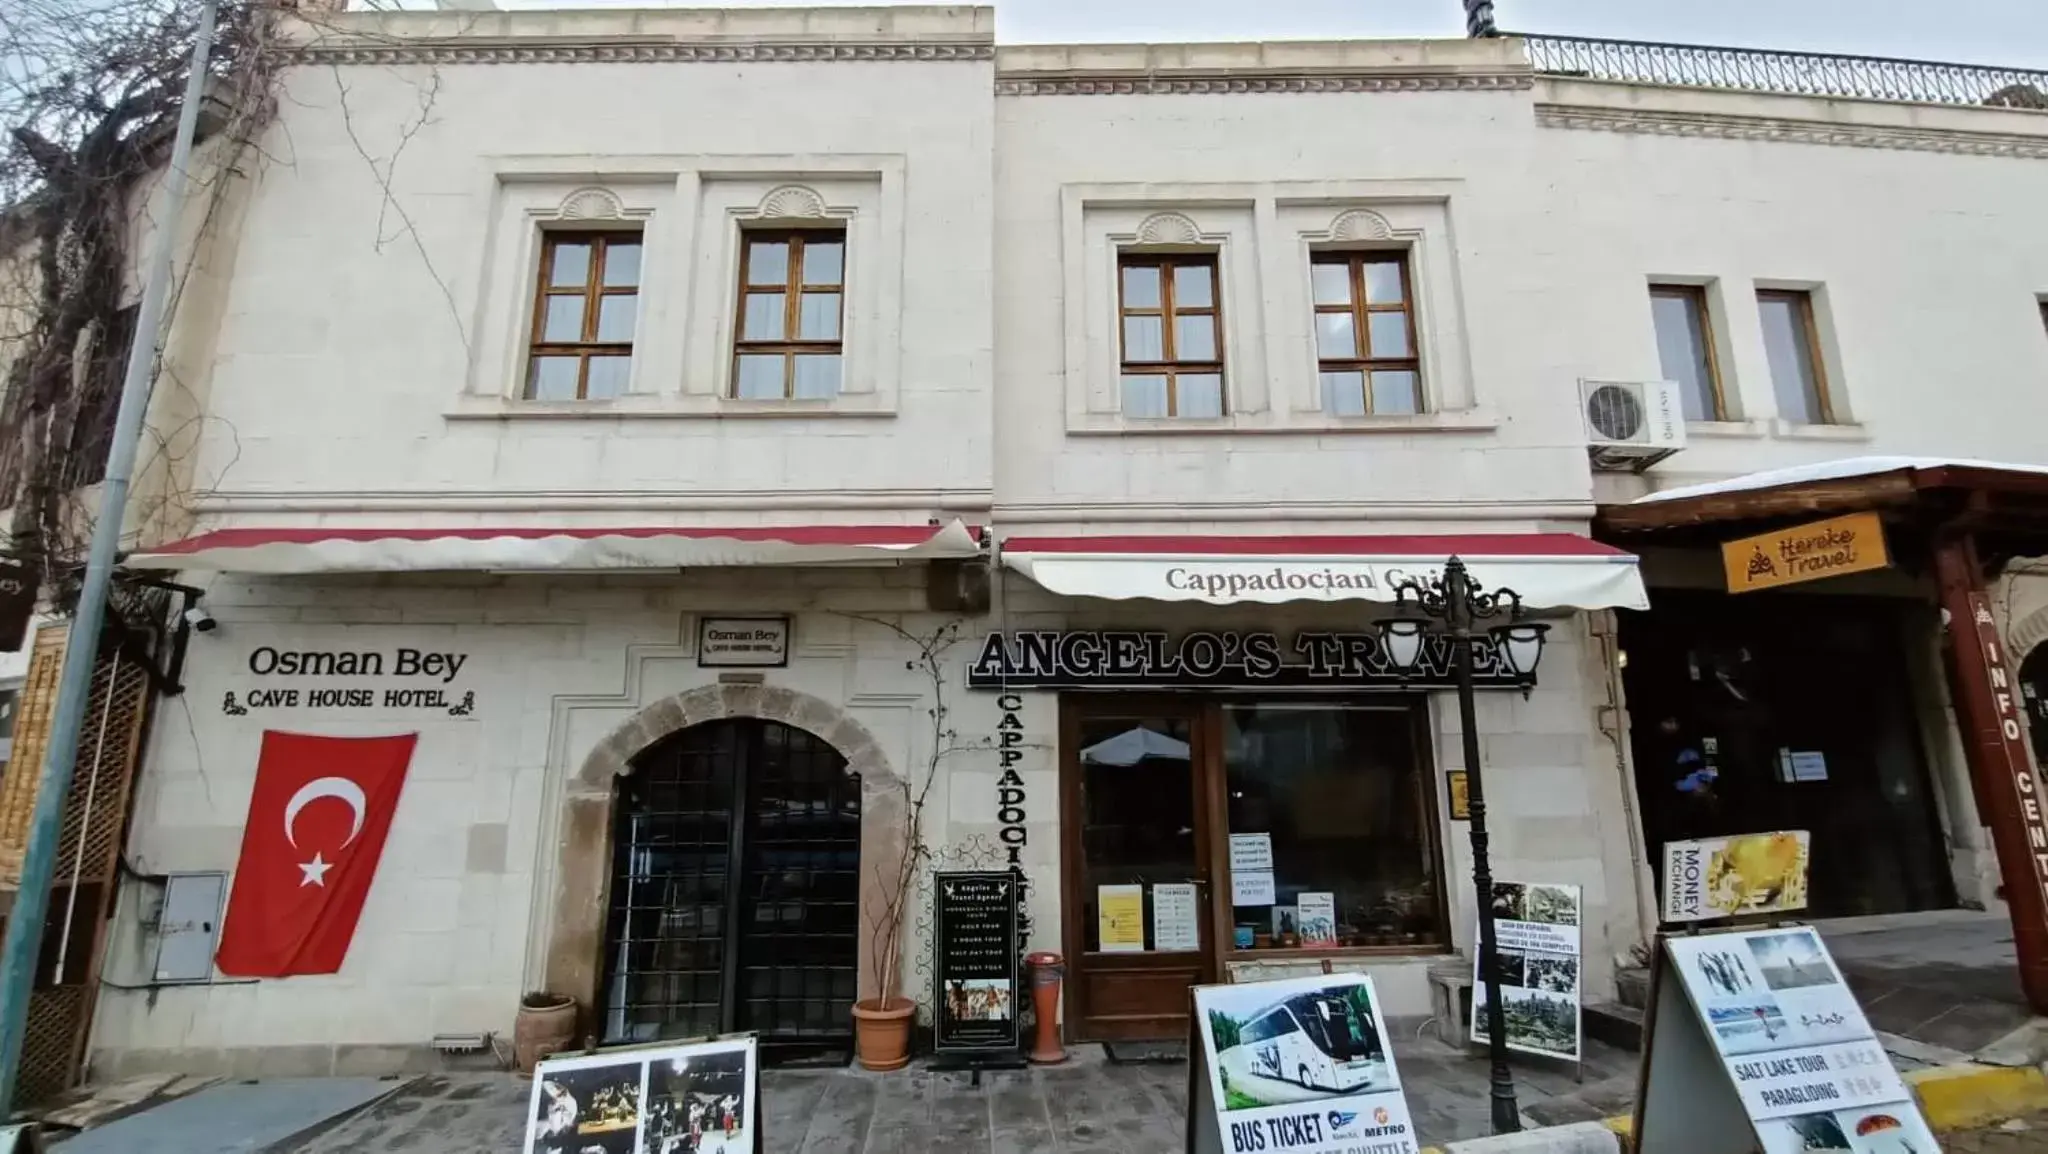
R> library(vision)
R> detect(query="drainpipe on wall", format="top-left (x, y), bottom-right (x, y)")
top-left (1932, 532), bottom-right (2048, 1014)
top-left (1589, 611), bottom-right (1659, 963)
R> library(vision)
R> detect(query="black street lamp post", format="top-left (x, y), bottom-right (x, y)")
top-left (1376, 556), bottom-right (1549, 1137)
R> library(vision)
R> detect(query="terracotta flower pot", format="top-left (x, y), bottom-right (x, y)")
top-left (514, 991), bottom-right (578, 1073)
top-left (852, 996), bottom-right (915, 1071)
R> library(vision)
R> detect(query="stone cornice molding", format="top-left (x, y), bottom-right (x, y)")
top-left (292, 38), bottom-right (995, 66)
top-left (1537, 102), bottom-right (2048, 159)
top-left (995, 70), bottom-right (1532, 97)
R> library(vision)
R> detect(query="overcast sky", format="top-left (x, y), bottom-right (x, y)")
top-left (478, 0), bottom-right (2048, 69)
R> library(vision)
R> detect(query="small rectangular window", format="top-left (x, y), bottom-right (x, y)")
top-left (1757, 289), bottom-right (1832, 424)
top-left (732, 229), bottom-right (846, 400)
top-left (1649, 285), bottom-right (1723, 422)
top-left (526, 231), bottom-right (641, 400)
top-left (62, 304), bottom-right (139, 488)
top-left (1312, 252), bottom-right (1420, 416)
top-left (1118, 254), bottom-right (1224, 418)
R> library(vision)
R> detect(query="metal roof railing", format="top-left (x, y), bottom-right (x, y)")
top-left (1518, 32), bottom-right (2048, 109)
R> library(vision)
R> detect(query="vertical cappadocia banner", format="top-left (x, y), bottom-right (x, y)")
top-left (214, 730), bottom-right (418, 977)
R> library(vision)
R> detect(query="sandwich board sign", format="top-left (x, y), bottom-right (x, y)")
top-left (526, 1034), bottom-right (762, 1154)
top-left (1633, 925), bottom-right (1938, 1154)
top-left (1188, 972), bottom-right (1420, 1154)
top-left (1468, 880), bottom-right (1584, 1063)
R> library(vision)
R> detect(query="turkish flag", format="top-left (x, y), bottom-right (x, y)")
top-left (215, 731), bottom-right (418, 977)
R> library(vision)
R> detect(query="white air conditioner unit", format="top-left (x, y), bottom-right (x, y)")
top-left (1580, 379), bottom-right (1686, 472)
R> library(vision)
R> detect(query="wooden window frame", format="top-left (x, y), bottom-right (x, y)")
top-left (1312, 251), bottom-right (1422, 414)
top-left (1117, 253), bottom-right (1225, 417)
top-left (1649, 283), bottom-right (1727, 421)
top-left (1758, 288), bottom-right (1835, 424)
top-left (526, 230), bottom-right (640, 400)
top-left (731, 228), bottom-right (847, 400)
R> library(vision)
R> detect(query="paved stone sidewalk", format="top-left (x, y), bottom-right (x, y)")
top-left (280, 1037), bottom-right (1637, 1152)
top-left (1940, 1109), bottom-right (2048, 1154)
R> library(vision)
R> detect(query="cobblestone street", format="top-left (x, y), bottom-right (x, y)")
top-left (1941, 1111), bottom-right (2048, 1154)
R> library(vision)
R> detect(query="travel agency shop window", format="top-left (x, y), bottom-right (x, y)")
top-left (977, 534), bottom-right (1650, 1041)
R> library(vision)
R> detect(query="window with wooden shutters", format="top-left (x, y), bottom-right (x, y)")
top-left (526, 231), bottom-right (642, 400)
top-left (1311, 252), bottom-right (1421, 416)
top-left (1117, 255), bottom-right (1224, 418)
top-left (732, 230), bottom-right (847, 400)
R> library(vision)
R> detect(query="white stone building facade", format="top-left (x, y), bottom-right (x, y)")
top-left (39, 6), bottom-right (2048, 1077)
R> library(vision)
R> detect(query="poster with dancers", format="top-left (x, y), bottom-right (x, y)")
top-left (525, 1036), bottom-right (759, 1154)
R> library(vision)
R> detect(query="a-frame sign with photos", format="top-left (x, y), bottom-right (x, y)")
top-left (526, 1035), bottom-right (763, 1154)
top-left (1185, 972), bottom-right (1421, 1154)
top-left (1632, 926), bottom-right (1938, 1154)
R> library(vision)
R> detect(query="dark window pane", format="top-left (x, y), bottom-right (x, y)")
top-left (1367, 312), bottom-right (1410, 358)
top-left (1122, 374), bottom-right (1168, 417)
top-left (736, 354), bottom-right (785, 399)
top-left (586, 356), bottom-right (629, 399)
top-left (803, 241), bottom-right (844, 286)
top-left (597, 295), bottom-right (637, 343)
top-left (1315, 313), bottom-right (1355, 360)
top-left (1124, 316), bottom-right (1164, 362)
top-left (527, 355), bottom-right (579, 400)
top-left (1311, 263), bottom-right (1352, 306)
top-left (743, 293), bottom-right (787, 340)
top-left (1078, 715), bottom-right (1195, 952)
top-left (1224, 705), bottom-right (1440, 952)
top-left (1177, 374), bottom-right (1223, 417)
top-left (748, 241), bottom-right (790, 286)
top-left (542, 296), bottom-right (584, 342)
top-left (1651, 290), bottom-right (1718, 421)
top-left (602, 243), bottom-right (642, 288)
top-left (1176, 314), bottom-right (1216, 361)
top-left (1321, 371), bottom-right (1366, 416)
top-left (1364, 260), bottom-right (1405, 305)
top-left (548, 242), bottom-right (590, 287)
top-left (799, 293), bottom-right (841, 340)
top-left (1759, 293), bottom-right (1826, 424)
top-left (1370, 371), bottom-right (1420, 415)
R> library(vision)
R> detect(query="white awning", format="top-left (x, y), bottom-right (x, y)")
top-left (999, 532), bottom-right (1647, 611)
top-left (125, 521), bottom-right (983, 574)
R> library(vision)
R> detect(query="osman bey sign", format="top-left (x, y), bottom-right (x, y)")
top-left (1722, 512), bottom-right (1890, 594)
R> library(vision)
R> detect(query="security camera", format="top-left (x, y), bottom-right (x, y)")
top-left (183, 605), bottom-right (217, 633)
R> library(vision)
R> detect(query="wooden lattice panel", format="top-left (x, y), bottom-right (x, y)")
top-left (0, 626), bottom-right (69, 883)
top-left (16, 985), bottom-right (85, 1106)
top-left (53, 651), bottom-right (151, 888)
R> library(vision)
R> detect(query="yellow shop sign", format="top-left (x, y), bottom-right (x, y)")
top-left (1722, 511), bottom-right (1890, 594)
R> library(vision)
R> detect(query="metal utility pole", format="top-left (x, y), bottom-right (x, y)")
top-left (1465, 0), bottom-right (1500, 38)
top-left (0, 0), bottom-right (220, 1115)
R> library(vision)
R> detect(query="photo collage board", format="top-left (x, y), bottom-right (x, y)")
top-left (1468, 880), bottom-right (1583, 1062)
top-left (525, 1036), bottom-right (760, 1154)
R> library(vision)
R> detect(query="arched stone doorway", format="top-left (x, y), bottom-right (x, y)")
top-left (542, 685), bottom-right (903, 1053)
top-left (598, 718), bottom-right (860, 1056)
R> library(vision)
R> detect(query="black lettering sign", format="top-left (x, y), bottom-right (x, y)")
top-left (932, 871), bottom-right (1021, 1053)
top-left (966, 630), bottom-right (1531, 692)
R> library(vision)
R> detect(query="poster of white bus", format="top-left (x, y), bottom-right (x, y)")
top-left (1193, 973), bottom-right (1419, 1154)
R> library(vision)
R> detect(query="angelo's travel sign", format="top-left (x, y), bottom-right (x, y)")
top-left (1721, 512), bottom-right (1889, 594)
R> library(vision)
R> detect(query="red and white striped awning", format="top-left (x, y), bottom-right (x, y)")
top-left (998, 533), bottom-right (1647, 611)
top-left (125, 521), bottom-right (984, 574)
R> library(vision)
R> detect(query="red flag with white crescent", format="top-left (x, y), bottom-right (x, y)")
top-left (215, 730), bottom-right (418, 977)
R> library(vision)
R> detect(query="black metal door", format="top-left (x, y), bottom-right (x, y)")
top-left (600, 718), bottom-right (860, 1061)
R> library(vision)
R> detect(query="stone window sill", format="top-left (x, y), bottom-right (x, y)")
top-left (1686, 420), bottom-right (1769, 439)
top-left (443, 394), bottom-right (896, 421)
top-left (1771, 419), bottom-right (1869, 442)
top-left (1065, 409), bottom-right (1498, 436)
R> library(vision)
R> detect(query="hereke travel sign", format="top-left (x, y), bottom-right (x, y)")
top-left (1721, 512), bottom-right (1889, 594)
top-left (1633, 926), bottom-right (1936, 1154)
top-left (1188, 972), bottom-right (1419, 1154)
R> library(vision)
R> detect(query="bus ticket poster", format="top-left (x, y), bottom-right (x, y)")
top-left (1191, 972), bottom-right (1418, 1154)
top-left (1468, 881), bottom-right (1583, 1061)
top-left (1664, 928), bottom-right (1936, 1147)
